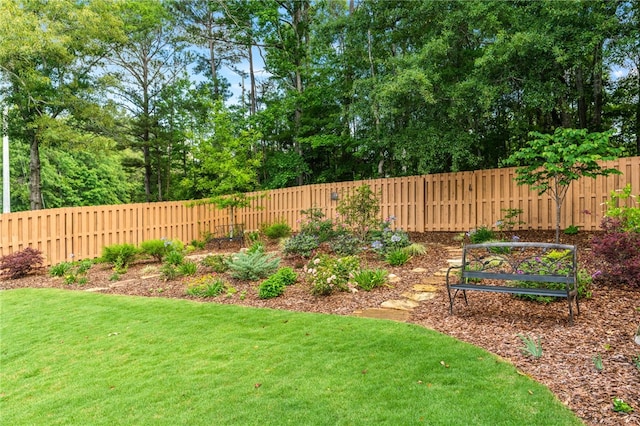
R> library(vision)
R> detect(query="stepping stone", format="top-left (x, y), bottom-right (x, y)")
top-left (109, 279), bottom-right (138, 288)
top-left (352, 308), bottom-right (410, 322)
top-left (411, 267), bottom-right (428, 273)
top-left (141, 274), bottom-right (162, 280)
top-left (413, 284), bottom-right (440, 292)
top-left (433, 269), bottom-right (450, 277)
top-left (421, 276), bottom-right (444, 285)
top-left (446, 259), bottom-right (462, 266)
top-left (84, 287), bottom-right (109, 292)
top-left (380, 299), bottom-right (420, 311)
top-left (402, 291), bottom-right (437, 301)
top-left (387, 273), bottom-right (401, 283)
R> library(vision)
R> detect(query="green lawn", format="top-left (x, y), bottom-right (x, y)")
top-left (1, 289), bottom-right (582, 425)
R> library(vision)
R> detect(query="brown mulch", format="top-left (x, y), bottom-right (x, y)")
top-left (1, 230), bottom-right (639, 425)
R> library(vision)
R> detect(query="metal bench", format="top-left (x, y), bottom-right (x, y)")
top-left (446, 242), bottom-right (580, 324)
top-left (208, 223), bottom-right (245, 249)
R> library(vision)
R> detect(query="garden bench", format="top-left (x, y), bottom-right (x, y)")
top-left (446, 242), bottom-right (580, 324)
top-left (209, 223), bottom-right (245, 249)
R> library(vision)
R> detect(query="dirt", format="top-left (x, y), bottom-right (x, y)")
top-left (2, 230), bottom-right (639, 425)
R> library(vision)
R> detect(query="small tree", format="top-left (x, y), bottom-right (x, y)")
top-left (336, 184), bottom-right (381, 240)
top-left (503, 128), bottom-right (623, 243)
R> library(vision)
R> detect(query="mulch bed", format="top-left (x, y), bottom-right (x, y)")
top-left (2, 230), bottom-right (639, 425)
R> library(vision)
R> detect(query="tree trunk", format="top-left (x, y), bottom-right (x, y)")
top-left (143, 144), bottom-right (152, 202)
top-left (29, 133), bottom-right (42, 210)
top-left (592, 42), bottom-right (603, 130)
top-left (576, 67), bottom-right (587, 128)
top-left (248, 43), bottom-right (256, 116)
top-left (292, 1), bottom-right (309, 186)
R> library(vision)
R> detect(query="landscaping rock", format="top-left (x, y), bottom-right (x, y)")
top-left (402, 291), bottom-right (437, 301)
top-left (380, 299), bottom-right (420, 311)
top-left (413, 284), bottom-right (440, 292)
top-left (387, 273), bottom-right (401, 283)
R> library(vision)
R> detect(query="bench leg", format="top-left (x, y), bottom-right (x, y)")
top-left (447, 288), bottom-right (455, 314)
top-left (447, 289), bottom-right (469, 315)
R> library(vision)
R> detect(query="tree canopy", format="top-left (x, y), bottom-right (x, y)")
top-left (1, 0), bottom-right (637, 211)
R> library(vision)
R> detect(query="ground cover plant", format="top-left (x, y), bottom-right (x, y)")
top-left (0, 289), bottom-right (582, 426)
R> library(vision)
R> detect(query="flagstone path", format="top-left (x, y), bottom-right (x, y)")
top-left (352, 245), bottom-right (462, 322)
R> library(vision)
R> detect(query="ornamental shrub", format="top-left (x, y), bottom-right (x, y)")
top-left (227, 250), bottom-right (281, 281)
top-left (467, 226), bottom-right (495, 244)
top-left (261, 219), bottom-right (292, 240)
top-left (369, 217), bottom-right (410, 254)
top-left (336, 184), bottom-right (381, 240)
top-left (329, 233), bottom-right (363, 256)
top-left (306, 255), bottom-right (360, 295)
top-left (591, 185), bottom-right (640, 287)
top-left (201, 254), bottom-right (230, 273)
top-left (258, 267), bottom-right (298, 299)
top-left (283, 233), bottom-right (319, 258)
top-left (299, 207), bottom-right (335, 242)
top-left (140, 239), bottom-right (172, 262)
top-left (0, 247), bottom-right (44, 279)
top-left (591, 219), bottom-right (640, 287)
top-left (100, 243), bottom-right (139, 269)
top-left (273, 267), bottom-right (297, 286)
top-left (258, 276), bottom-right (286, 299)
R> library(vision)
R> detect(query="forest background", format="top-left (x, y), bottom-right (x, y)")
top-left (0, 0), bottom-right (638, 212)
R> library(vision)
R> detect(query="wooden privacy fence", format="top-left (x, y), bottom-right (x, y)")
top-left (0, 202), bottom-right (223, 266)
top-left (242, 156), bottom-right (640, 233)
top-left (1, 156), bottom-right (639, 265)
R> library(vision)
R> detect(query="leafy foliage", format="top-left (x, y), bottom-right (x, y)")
top-left (352, 268), bottom-right (388, 291)
top-left (329, 232), bottom-right (364, 256)
top-left (178, 261), bottom-right (198, 276)
top-left (201, 254), bottom-right (230, 273)
top-left (100, 244), bottom-right (139, 270)
top-left (402, 243), bottom-right (427, 256)
top-left (261, 219), bottom-right (292, 240)
top-left (369, 217), bottom-right (410, 254)
top-left (503, 128), bottom-right (623, 242)
top-left (591, 185), bottom-right (640, 287)
top-left (518, 334), bottom-right (543, 359)
top-left (298, 207), bottom-right (336, 243)
top-left (612, 397), bottom-right (634, 414)
top-left (257, 267), bottom-right (297, 300)
top-left (514, 250), bottom-right (592, 301)
top-left (226, 249), bottom-right (281, 281)
top-left (336, 185), bottom-right (381, 240)
top-left (50, 260), bottom-right (93, 286)
top-left (283, 233), bottom-right (320, 258)
top-left (385, 249), bottom-right (411, 267)
top-left (0, 247), bottom-right (44, 279)
top-left (466, 226), bottom-right (496, 244)
top-left (306, 255), bottom-right (360, 296)
top-left (140, 239), bottom-right (173, 262)
top-left (185, 276), bottom-right (226, 298)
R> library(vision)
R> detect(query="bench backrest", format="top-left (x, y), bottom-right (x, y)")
top-left (461, 242), bottom-right (577, 283)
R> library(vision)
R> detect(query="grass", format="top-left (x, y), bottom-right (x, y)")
top-left (0, 289), bottom-right (582, 425)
